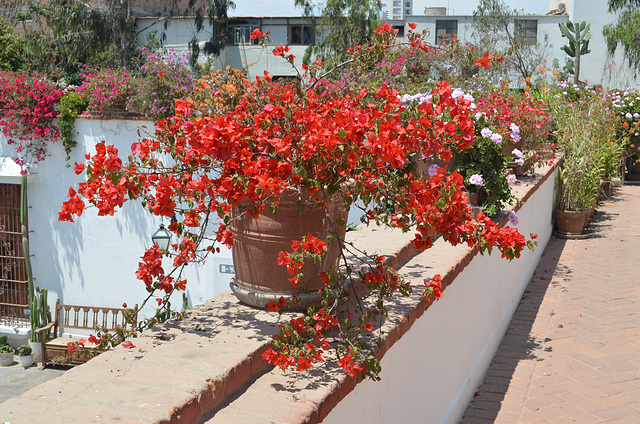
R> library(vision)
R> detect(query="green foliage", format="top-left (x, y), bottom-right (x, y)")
top-left (28, 0), bottom-right (135, 82)
top-left (604, 1), bottom-right (640, 76)
top-left (294, 0), bottom-right (382, 67)
top-left (29, 287), bottom-right (51, 343)
top-left (545, 82), bottom-right (625, 209)
top-left (455, 122), bottom-right (515, 216)
top-left (0, 17), bottom-right (24, 71)
top-left (556, 140), bottom-right (600, 211)
top-left (16, 344), bottom-right (32, 356)
top-left (472, 0), bottom-right (550, 83)
top-left (0, 336), bottom-right (7, 346)
top-left (58, 91), bottom-right (88, 161)
top-left (0, 345), bottom-right (13, 353)
top-left (559, 20), bottom-right (592, 84)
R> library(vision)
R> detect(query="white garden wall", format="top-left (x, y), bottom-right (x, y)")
top-left (0, 118), bottom-right (236, 336)
top-left (322, 165), bottom-right (557, 424)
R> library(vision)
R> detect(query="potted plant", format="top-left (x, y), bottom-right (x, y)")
top-left (59, 24), bottom-right (536, 380)
top-left (16, 344), bottom-right (33, 368)
top-left (0, 344), bottom-right (15, 366)
top-left (555, 138), bottom-right (600, 236)
top-left (454, 116), bottom-right (518, 217)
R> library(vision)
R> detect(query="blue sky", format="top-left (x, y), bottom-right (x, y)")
top-left (232, 0), bottom-right (551, 17)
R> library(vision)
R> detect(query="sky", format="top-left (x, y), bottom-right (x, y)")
top-left (232, 0), bottom-right (551, 17)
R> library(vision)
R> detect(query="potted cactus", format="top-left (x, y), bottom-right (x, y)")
top-left (0, 344), bottom-right (15, 366)
top-left (16, 344), bottom-right (33, 368)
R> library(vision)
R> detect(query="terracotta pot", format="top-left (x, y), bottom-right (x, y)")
top-left (229, 189), bottom-right (349, 310)
top-left (555, 209), bottom-right (588, 235)
top-left (465, 191), bottom-right (481, 206)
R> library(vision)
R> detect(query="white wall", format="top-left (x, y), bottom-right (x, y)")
top-left (322, 166), bottom-right (557, 424)
top-left (0, 118), bottom-right (235, 334)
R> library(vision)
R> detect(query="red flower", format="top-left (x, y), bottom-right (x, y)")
top-left (408, 22), bottom-right (417, 29)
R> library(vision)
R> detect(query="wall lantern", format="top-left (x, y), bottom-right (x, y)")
top-left (152, 223), bottom-right (172, 251)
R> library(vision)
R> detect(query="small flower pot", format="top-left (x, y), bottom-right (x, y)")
top-left (0, 351), bottom-right (15, 366)
top-left (18, 354), bottom-right (34, 369)
top-left (466, 191), bottom-right (481, 206)
top-left (555, 209), bottom-right (588, 235)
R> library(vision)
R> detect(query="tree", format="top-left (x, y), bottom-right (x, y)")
top-left (0, 17), bottom-right (24, 71)
top-left (603, 0), bottom-right (640, 75)
top-left (293, 0), bottom-right (382, 66)
top-left (472, 0), bottom-right (550, 82)
top-left (28, 0), bottom-right (136, 80)
top-left (4, 0), bottom-right (236, 81)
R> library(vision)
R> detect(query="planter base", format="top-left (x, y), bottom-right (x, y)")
top-left (553, 229), bottom-right (590, 240)
top-left (230, 278), bottom-right (328, 311)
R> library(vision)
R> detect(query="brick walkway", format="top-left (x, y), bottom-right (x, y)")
top-left (461, 184), bottom-right (640, 424)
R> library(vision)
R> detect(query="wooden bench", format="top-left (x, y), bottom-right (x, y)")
top-left (36, 299), bottom-right (137, 367)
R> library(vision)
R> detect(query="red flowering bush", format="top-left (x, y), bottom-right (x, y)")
top-left (475, 91), bottom-right (552, 171)
top-left (60, 23), bottom-right (535, 380)
top-left (0, 71), bottom-right (63, 167)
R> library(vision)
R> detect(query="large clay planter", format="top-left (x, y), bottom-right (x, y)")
top-left (229, 189), bottom-right (349, 310)
top-left (555, 209), bottom-right (588, 235)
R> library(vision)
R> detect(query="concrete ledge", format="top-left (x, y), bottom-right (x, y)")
top-left (0, 159), bottom-right (559, 423)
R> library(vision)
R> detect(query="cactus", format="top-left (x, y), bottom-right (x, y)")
top-left (21, 174), bottom-right (51, 342)
top-left (559, 20), bottom-right (592, 85)
top-left (29, 287), bottom-right (50, 342)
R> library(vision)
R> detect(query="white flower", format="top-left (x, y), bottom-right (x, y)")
top-left (469, 174), bottom-right (483, 186)
top-left (507, 174), bottom-right (517, 185)
top-left (513, 148), bottom-right (524, 158)
top-left (480, 128), bottom-right (493, 138)
top-left (508, 211), bottom-right (518, 226)
top-left (428, 164), bottom-right (439, 177)
top-left (490, 133), bottom-right (503, 144)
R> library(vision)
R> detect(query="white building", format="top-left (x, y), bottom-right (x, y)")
top-left (136, 0), bottom-right (637, 88)
top-left (407, 0), bottom-right (638, 88)
top-left (381, 0), bottom-right (414, 20)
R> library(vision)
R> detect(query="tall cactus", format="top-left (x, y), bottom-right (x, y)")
top-left (559, 20), bottom-right (592, 85)
top-left (29, 287), bottom-right (50, 342)
top-left (21, 174), bottom-right (51, 342)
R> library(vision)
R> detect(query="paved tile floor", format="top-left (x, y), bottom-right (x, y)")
top-left (0, 359), bottom-right (66, 404)
top-left (461, 184), bottom-right (640, 423)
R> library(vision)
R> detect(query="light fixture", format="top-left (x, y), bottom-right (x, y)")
top-left (152, 223), bottom-right (172, 251)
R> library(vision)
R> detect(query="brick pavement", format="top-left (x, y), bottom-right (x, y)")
top-left (461, 184), bottom-right (640, 423)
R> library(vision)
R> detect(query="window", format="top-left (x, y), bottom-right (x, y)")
top-left (232, 25), bottom-right (259, 46)
top-left (393, 8), bottom-right (401, 15)
top-left (393, 1), bottom-right (401, 6)
top-left (435, 20), bottom-right (458, 44)
top-left (0, 184), bottom-right (28, 327)
top-left (515, 19), bottom-right (538, 44)
top-left (290, 25), bottom-right (314, 45)
top-left (394, 25), bottom-right (405, 37)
